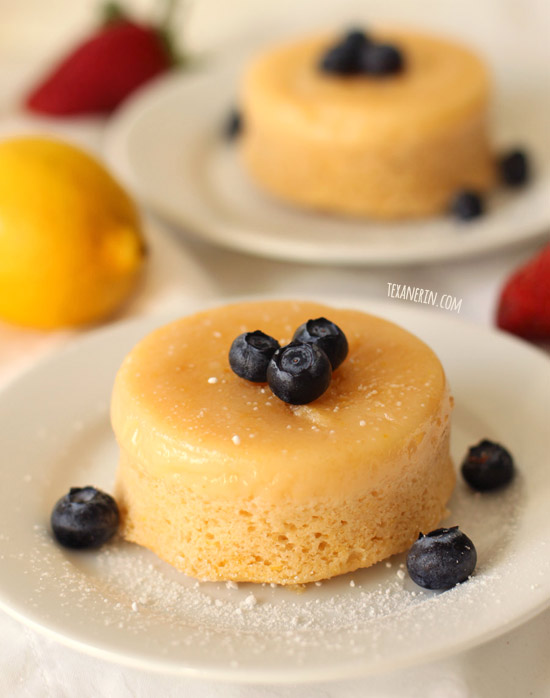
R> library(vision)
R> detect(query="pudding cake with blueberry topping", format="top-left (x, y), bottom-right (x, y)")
top-left (239, 27), bottom-right (495, 219)
top-left (111, 300), bottom-right (455, 584)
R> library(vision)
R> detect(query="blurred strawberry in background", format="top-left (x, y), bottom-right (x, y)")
top-left (25, 0), bottom-right (182, 116)
top-left (496, 243), bottom-right (550, 341)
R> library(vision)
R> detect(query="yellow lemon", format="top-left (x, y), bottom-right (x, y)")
top-left (0, 136), bottom-right (146, 329)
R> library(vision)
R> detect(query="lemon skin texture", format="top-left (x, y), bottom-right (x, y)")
top-left (0, 137), bottom-right (146, 329)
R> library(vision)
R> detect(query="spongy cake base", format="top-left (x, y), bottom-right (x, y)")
top-left (116, 447), bottom-right (455, 585)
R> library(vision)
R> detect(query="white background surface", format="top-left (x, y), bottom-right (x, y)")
top-left (0, 1), bottom-right (549, 696)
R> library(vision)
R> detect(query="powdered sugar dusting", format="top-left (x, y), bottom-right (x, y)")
top-left (16, 465), bottom-right (531, 675)
top-left (10, 409), bottom-right (545, 677)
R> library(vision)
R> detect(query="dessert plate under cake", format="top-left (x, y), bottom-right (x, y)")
top-left (0, 297), bottom-right (548, 681)
top-left (104, 42), bottom-right (550, 266)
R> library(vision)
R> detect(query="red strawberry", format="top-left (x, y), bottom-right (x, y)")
top-left (496, 243), bottom-right (550, 340)
top-left (25, 9), bottom-right (177, 116)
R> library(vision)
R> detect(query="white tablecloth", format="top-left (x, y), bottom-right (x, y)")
top-left (1, 1), bottom-right (549, 696)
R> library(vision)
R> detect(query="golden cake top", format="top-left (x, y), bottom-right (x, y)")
top-left (241, 29), bottom-right (490, 143)
top-left (111, 301), bottom-right (452, 500)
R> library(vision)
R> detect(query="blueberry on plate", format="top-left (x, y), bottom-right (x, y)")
top-left (361, 43), bottom-right (404, 76)
top-left (461, 439), bottom-right (515, 491)
top-left (407, 526), bottom-right (477, 590)
top-left (229, 330), bottom-right (280, 382)
top-left (292, 317), bottom-right (349, 370)
top-left (267, 342), bottom-right (332, 405)
top-left (499, 149), bottom-right (530, 187)
top-left (51, 486), bottom-right (119, 549)
top-left (224, 109), bottom-right (243, 140)
top-left (450, 190), bottom-right (484, 221)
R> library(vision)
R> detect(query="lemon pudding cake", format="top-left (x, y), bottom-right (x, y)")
top-left (111, 301), bottom-right (455, 584)
top-left (239, 28), bottom-right (494, 219)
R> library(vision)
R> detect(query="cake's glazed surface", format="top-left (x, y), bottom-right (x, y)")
top-left (112, 301), bottom-right (455, 583)
top-left (240, 30), bottom-right (494, 219)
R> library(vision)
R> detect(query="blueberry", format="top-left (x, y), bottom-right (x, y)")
top-left (406, 526), bottom-right (477, 590)
top-left (229, 330), bottom-right (280, 382)
top-left (450, 190), bottom-right (484, 221)
top-left (224, 109), bottom-right (242, 140)
top-left (292, 317), bottom-right (348, 370)
top-left (341, 28), bottom-right (371, 51)
top-left (320, 43), bottom-right (362, 75)
top-left (51, 486), bottom-right (119, 549)
top-left (319, 29), bottom-right (369, 75)
top-left (461, 439), bottom-right (515, 491)
top-left (499, 149), bottom-right (530, 187)
top-left (267, 342), bottom-right (332, 404)
top-left (361, 43), bottom-right (404, 76)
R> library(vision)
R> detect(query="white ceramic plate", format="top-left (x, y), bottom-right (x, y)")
top-left (0, 297), bottom-right (549, 683)
top-left (103, 48), bottom-right (550, 266)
